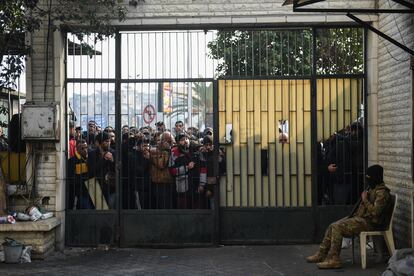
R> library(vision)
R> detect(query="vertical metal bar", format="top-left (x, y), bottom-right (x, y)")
top-left (363, 27), bottom-right (368, 189)
top-left (245, 32), bottom-right (248, 77)
top-left (213, 80), bottom-right (220, 244)
top-left (287, 32), bottom-right (290, 76)
top-left (251, 30), bottom-right (254, 77)
top-left (280, 32), bottom-right (283, 76)
top-left (115, 31), bottom-right (122, 245)
top-left (237, 33), bottom-right (241, 76)
top-left (295, 79), bottom-right (299, 206)
top-left (266, 31), bottom-right (269, 76)
top-left (258, 31), bottom-right (262, 76)
top-left (288, 80), bottom-right (292, 206)
top-left (302, 78), bottom-right (307, 206)
top-left (311, 27), bottom-right (318, 241)
top-left (281, 80), bottom-right (285, 207)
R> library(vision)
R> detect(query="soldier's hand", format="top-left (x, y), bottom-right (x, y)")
top-left (361, 191), bottom-right (368, 201)
top-left (328, 164), bottom-right (337, 173)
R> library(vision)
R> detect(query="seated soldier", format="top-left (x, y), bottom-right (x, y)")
top-left (306, 164), bottom-right (392, 269)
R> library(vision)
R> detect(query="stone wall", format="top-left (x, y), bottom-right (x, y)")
top-left (377, 0), bottom-right (414, 248)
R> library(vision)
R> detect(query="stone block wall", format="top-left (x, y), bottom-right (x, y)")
top-left (377, 0), bottom-right (414, 248)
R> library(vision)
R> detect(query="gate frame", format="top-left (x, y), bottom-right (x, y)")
top-left (64, 24), bottom-right (368, 246)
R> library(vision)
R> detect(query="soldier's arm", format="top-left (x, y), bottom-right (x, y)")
top-left (362, 189), bottom-right (390, 218)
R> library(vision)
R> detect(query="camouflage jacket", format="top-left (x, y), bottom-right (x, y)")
top-left (354, 183), bottom-right (392, 228)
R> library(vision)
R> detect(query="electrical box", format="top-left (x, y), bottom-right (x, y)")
top-left (21, 104), bottom-right (60, 141)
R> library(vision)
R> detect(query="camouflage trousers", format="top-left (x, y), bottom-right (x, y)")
top-left (320, 216), bottom-right (371, 257)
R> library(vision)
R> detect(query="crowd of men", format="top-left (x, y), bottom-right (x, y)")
top-left (68, 120), bottom-right (224, 210)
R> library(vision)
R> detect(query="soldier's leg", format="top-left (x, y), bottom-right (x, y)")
top-left (319, 217), bottom-right (348, 254)
top-left (328, 217), bottom-right (369, 258)
top-left (317, 217), bottom-right (369, 269)
top-left (307, 217), bottom-right (347, 263)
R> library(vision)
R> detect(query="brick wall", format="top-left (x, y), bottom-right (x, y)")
top-left (377, 0), bottom-right (414, 248)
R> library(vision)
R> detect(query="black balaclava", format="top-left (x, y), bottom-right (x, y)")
top-left (366, 164), bottom-right (383, 189)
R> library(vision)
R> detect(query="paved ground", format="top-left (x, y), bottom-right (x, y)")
top-left (0, 244), bottom-right (387, 276)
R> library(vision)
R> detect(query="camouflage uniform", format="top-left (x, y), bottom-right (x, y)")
top-left (319, 183), bottom-right (391, 258)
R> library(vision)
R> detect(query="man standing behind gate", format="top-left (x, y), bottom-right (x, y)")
top-left (150, 132), bottom-right (175, 209)
top-left (67, 139), bottom-right (93, 209)
top-left (306, 165), bottom-right (392, 269)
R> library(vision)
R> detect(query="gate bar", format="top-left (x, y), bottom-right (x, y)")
top-left (115, 31), bottom-right (122, 245)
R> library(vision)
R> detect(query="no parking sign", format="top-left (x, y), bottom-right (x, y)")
top-left (143, 104), bottom-right (156, 125)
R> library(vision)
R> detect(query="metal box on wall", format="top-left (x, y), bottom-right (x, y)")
top-left (21, 104), bottom-right (60, 141)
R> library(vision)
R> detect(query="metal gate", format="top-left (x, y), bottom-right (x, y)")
top-left (65, 27), bottom-right (366, 246)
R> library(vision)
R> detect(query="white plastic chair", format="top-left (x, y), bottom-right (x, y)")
top-left (355, 194), bottom-right (397, 269)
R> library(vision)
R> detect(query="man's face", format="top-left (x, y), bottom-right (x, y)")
top-left (175, 123), bottom-right (183, 132)
top-left (88, 123), bottom-right (96, 133)
top-left (179, 137), bottom-right (189, 148)
top-left (156, 123), bottom-right (165, 132)
top-left (204, 143), bottom-right (213, 152)
top-left (109, 132), bottom-right (115, 143)
top-left (77, 143), bottom-right (88, 158)
top-left (101, 139), bottom-right (110, 151)
top-left (70, 127), bottom-right (76, 137)
top-left (122, 126), bottom-right (129, 134)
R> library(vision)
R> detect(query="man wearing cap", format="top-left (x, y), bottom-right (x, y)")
top-left (306, 164), bottom-right (392, 269)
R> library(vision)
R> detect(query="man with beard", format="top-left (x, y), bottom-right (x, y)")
top-left (169, 132), bottom-right (194, 209)
top-left (150, 132), bottom-right (175, 209)
top-left (306, 165), bottom-right (392, 269)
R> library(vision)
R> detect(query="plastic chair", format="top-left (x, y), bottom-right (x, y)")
top-left (352, 194), bottom-right (397, 269)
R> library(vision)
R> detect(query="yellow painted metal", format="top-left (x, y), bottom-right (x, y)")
top-left (0, 152), bottom-right (26, 183)
top-left (218, 78), bottom-right (361, 208)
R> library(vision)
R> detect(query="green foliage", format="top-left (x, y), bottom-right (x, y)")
top-left (316, 28), bottom-right (364, 75)
top-left (207, 28), bottom-right (364, 78)
top-left (0, 0), bottom-right (127, 88)
top-left (0, 105), bottom-right (9, 128)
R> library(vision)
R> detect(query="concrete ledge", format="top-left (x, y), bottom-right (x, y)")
top-left (0, 217), bottom-right (60, 232)
top-left (0, 218), bottom-right (60, 259)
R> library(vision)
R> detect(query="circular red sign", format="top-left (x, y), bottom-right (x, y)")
top-left (143, 104), bottom-right (156, 125)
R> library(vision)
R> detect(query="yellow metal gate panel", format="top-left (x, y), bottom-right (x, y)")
top-left (316, 78), bottom-right (362, 142)
top-left (219, 79), bottom-right (312, 207)
top-left (219, 78), bottom-right (362, 208)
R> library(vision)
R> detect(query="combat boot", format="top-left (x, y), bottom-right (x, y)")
top-left (316, 255), bottom-right (342, 269)
top-left (306, 252), bottom-right (326, 263)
